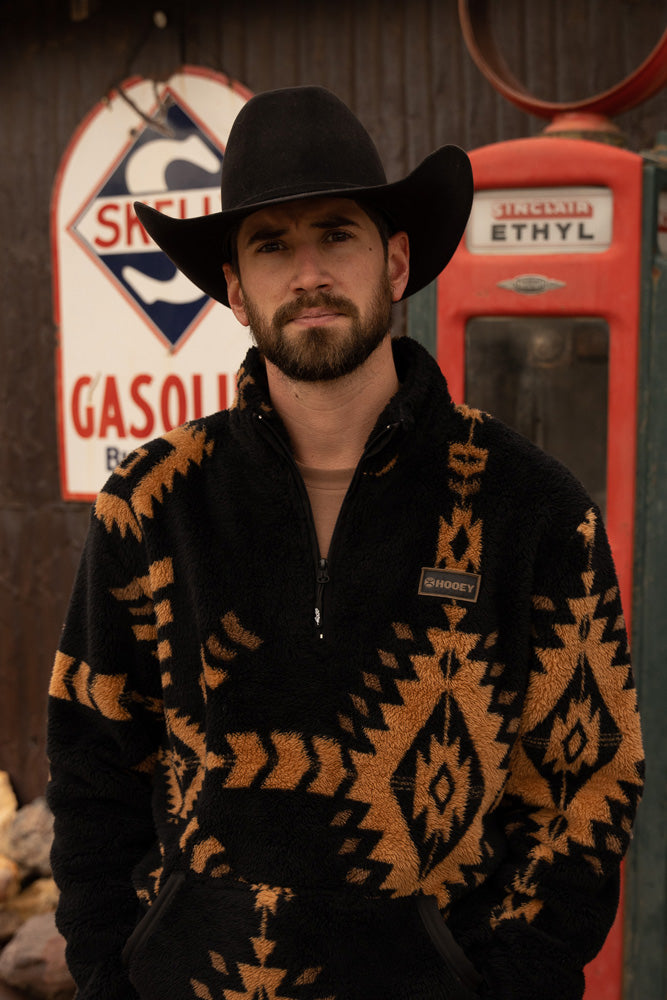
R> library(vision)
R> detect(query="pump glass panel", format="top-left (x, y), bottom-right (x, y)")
top-left (465, 317), bottom-right (609, 512)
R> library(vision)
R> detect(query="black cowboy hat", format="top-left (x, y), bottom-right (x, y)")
top-left (134, 86), bottom-right (473, 307)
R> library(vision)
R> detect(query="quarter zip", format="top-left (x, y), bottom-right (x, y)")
top-left (256, 413), bottom-right (325, 637)
top-left (323, 419), bottom-right (403, 558)
top-left (311, 419), bottom-right (403, 639)
top-left (256, 413), bottom-right (403, 640)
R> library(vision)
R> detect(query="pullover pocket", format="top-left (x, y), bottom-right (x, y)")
top-left (417, 895), bottom-right (483, 995)
top-left (122, 874), bottom-right (482, 1000)
top-left (121, 871), bottom-right (185, 969)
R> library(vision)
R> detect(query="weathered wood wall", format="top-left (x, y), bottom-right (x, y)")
top-left (0, 0), bottom-right (665, 806)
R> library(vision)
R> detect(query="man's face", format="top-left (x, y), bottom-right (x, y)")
top-left (223, 197), bottom-right (409, 383)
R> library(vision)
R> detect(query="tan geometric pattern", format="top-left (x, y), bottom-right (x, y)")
top-left (161, 709), bottom-right (208, 822)
top-left (49, 560), bottom-right (166, 724)
top-left (109, 558), bottom-right (175, 667)
top-left (490, 507), bottom-right (644, 927)
top-left (233, 365), bottom-right (255, 411)
top-left (344, 605), bottom-right (507, 905)
top-left (200, 613), bottom-right (263, 696)
top-left (95, 424), bottom-right (214, 539)
top-left (98, 536), bottom-right (269, 879)
top-left (203, 612), bottom-right (508, 902)
top-left (49, 651), bottom-right (134, 722)
top-left (156, 603), bottom-right (271, 878)
top-left (218, 733), bottom-right (350, 796)
top-left (435, 407), bottom-right (487, 572)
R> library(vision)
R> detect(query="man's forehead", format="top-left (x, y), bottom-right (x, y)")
top-left (238, 196), bottom-right (369, 238)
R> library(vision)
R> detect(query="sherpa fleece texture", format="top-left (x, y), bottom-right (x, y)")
top-left (47, 338), bottom-right (644, 1000)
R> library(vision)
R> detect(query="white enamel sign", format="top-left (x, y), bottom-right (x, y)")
top-left (466, 186), bottom-right (614, 254)
top-left (52, 68), bottom-right (253, 500)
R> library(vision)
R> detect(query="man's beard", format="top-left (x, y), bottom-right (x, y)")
top-left (242, 272), bottom-right (393, 383)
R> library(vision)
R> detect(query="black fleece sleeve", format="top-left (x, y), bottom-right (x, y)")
top-left (47, 508), bottom-right (164, 1000)
top-left (454, 506), bottom-right (644, 1000)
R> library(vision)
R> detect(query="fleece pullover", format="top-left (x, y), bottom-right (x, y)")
top-left (47, 337), bottom-right (644, 1000)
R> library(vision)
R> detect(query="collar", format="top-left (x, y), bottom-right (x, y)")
top-left (233, 337), bottom-right (456, 462)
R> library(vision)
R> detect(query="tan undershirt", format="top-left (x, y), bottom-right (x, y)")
top-left (296, 462), bottom-right (355, 559)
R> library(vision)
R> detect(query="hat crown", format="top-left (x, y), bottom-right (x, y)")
top-left (220, 86), bottom-right (387, 212)
top-left (134, 85), bottom-right (473, 309)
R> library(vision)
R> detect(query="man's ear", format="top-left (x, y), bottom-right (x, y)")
top-left (223, 264), bottom-right (249, 326)
top-left (387, 231), bottom-right (410, 302)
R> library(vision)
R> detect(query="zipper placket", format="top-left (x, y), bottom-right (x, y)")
top-left (315, 558), bottom-right (329, 639)
top-left (313, 419), bottom-right (402, 640)
top-left (256, 413), bottom-right (324, 636)
top-left (256, 413), bottom-right (402, 640)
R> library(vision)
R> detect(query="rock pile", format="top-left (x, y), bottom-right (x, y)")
top-left (0, 773), bottom-right (74, 1000)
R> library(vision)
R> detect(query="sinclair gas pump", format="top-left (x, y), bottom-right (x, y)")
top-left (416, 6), bottom-right (667, 1000)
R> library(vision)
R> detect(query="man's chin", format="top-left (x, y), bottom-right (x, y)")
top-left (268, 338), bottom-right (388, 383)
top-left (266, 353), bottom-right (354, 384)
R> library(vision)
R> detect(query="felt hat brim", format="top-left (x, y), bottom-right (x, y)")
top-left (134, 143), bottom-right (472, 308)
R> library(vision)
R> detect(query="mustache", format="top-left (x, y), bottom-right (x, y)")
top-left (273, 292), bottom-right (360, 327)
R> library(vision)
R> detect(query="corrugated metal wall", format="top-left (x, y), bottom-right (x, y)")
top-left (0, 0), bottom-right (665, 805)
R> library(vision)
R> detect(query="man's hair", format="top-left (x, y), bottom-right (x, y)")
top-left (222, 222), bottom-right (242, 275)
top-left (222, 201), bottom-right (394, 276)
top-left (362, 203), bottom-right (394, 257)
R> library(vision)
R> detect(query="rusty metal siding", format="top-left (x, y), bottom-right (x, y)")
top-left (0, 0), bottom-right (665, 802)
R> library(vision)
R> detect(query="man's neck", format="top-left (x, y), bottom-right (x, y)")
top-left (265, 335), bottom-right (399, 469)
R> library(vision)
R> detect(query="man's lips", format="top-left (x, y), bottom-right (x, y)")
top-left (287, 309), bottom-right (346, 326)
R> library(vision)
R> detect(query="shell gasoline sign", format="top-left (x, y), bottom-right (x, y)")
top-left (52, 67), bottom-right (253, 501)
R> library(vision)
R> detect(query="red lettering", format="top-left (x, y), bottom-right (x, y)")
top-left (179, 197), bottom-right (187, 219)
top-left (493, 199), bottom-right (593, 221)
top-left (218, 374), bottom-right (228, 410)
top-left (94, 203), bottom-right (121, 248)
top-left (192, 374), bottom-right (203, 419)
top-left (129, 374), bottom-right (155, 438)
top-left (154, 199), bottom-right (173, 214)
top-left (125, 203), bottom-right (150, 247)
top-left (72, 372), bottom-right (230, 441)
top-left (203, 195), bottom-right (211, 216)
top-left (71, 376), bottom-right (95, 438)
top-left (161, 375), bottom-right (187, 431)
top-left (99, 376), bottom-right (126, 438)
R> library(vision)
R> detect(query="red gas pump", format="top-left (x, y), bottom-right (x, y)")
top-left (438, 138), bottom-right (641, 621)
top-left (434, 6), bottom-right (667, 999)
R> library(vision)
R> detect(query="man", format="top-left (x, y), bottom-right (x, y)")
top-left (47, 86), bottom-right (644, 1000)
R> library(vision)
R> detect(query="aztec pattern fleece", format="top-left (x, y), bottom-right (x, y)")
top-left (47, 338), bottom-right (644, 1000)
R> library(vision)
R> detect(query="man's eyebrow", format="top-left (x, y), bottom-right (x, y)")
top-left (244, 215), bottom-right (361, 248)
top-left (244, 226), bottom-right (287, 248)
top-left (311, 215), bottom-right (360, 230)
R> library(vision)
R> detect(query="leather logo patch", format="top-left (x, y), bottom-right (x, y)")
top-left (418, 567), bottom-right (481, 603)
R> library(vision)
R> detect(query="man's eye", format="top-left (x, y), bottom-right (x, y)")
top-left (257, 241), bottom-right (283, 253)
top-left (325, 230), bottom-right (353, 243)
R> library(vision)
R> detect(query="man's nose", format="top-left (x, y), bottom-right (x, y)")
top-left (289, 245), bottom-right (332, 294)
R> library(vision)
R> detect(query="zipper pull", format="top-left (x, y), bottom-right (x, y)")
top-left (363, 421), bottom-right (402, 460)
top-left (315, 558), bottom-right (330, 638)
